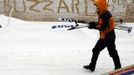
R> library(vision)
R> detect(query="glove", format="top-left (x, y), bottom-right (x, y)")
top-left (88, 22), bottom-right (98, 29)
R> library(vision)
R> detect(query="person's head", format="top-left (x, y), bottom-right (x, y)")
top-left (94, 0), bottom-right (108, 15)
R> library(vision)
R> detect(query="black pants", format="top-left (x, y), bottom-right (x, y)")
top-left (90, 38), bottom-right (121, 70)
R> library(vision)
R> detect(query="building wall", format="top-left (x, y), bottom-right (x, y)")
top-left (0, 0), bottom-right (134, 22)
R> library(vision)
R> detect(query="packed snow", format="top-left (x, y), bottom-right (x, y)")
top-left (0, 15), bottom-right (134, 75)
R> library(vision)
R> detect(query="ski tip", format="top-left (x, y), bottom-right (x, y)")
top-left (0, 25), bottom-right (2, 28)
top-left (128, 27), bottom-right (133, 33)
top-left (128, 29), bottom-right (132, 33)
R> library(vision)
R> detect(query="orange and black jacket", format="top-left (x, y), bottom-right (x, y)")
top-left (89, 11), bottom-right (115, 39)
top-left (97, 10), bottom-right (115, 39)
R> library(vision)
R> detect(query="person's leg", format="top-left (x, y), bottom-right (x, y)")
top-left (84, 39), bottom-right (106, 71)
top-left (106, 39), bottom-right (121, 70)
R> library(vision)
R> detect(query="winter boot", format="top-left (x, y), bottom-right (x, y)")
top-left (112, 56), bottom-right (122, 70)
top-left (83, 64), bottom-right (95, 72)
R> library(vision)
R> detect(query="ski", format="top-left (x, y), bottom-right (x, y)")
top-left (59, 18), bottom-right (92, 30)
top-left (59, 18), bottom-right (132, 33)
top-left (68, 25), bottom-right (89, 30)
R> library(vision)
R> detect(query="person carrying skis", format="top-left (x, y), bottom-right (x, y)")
top-left (83, 0), bottom-right (122, 72)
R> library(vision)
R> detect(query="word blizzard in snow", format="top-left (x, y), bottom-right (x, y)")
top-left (3, 0), bottom-right (95, 15)
top-left (3, 0), bottom-right (132, 14)
top-left (2, 0), bottom-right (134, 21)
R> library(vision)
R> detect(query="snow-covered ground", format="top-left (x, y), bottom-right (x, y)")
top-left (0, 15), bottom-right (134, 75)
